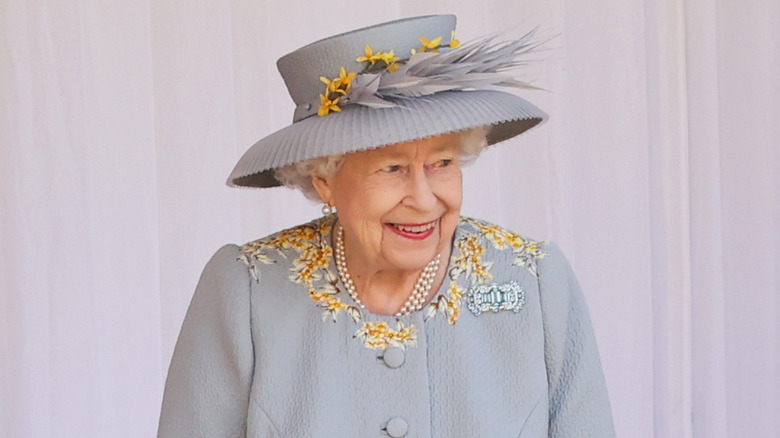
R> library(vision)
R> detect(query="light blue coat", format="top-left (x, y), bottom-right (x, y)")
top-left (159, 216), bottom-right (615, 437)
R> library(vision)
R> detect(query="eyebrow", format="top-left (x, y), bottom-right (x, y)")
top-left (378, 143), bottom-right (458, 160)
top-left (433, 142), bottom-right (458, 153)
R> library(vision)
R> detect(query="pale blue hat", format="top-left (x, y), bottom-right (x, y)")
top-left (228, 15), bottom-right (546, 188)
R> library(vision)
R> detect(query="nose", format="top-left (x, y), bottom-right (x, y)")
top-left (404, 166), bottom-right (437, 210)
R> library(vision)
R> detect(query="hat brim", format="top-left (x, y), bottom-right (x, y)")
top-left (228, 89), bottom-right (547, 188)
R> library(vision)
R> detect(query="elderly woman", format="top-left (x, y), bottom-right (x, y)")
top-left (159, 15), bottom-right (615, 438)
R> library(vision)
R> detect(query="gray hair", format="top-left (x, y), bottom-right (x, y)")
top-left (274, 126), bottom-right (489, 201)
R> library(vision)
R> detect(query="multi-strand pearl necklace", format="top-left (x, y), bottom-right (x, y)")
top-left (334, 225), bottom-right (441, 317)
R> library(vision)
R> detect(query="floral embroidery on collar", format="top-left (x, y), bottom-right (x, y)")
top-left (355, 320), bottom-right (417, 349)
top-left (239, 217), bottom-right (362, 325)
top-left (239, 216), bottom-right (416, 350)
top-left (238, 216), bottom-right (545, 350)
top-left (425, 217), bottom-right (546, 324)
top-left (461, 217), bottom-right (546, 277)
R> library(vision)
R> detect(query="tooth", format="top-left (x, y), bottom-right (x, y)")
top-left (396, 222), bottom-right (434, 233)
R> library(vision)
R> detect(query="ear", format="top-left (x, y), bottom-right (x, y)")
top-left (311, 175), bottom-right (333, 204)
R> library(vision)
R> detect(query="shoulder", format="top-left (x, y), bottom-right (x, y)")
top-left (196, 244), bottom-right (250, 292)
top-left (458, 216), bottom-right (572, 270)
top-left (237, 215), bottom-right (335, 281)
top-left (456, 216), bottom-right (548, 277)
top-left (457, 216), bottom-right (545, 249)
top-left (241, 217), bottom-right (332, 253)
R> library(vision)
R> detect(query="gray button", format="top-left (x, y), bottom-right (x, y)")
top-left (382, 346), bottom-right (406, 368)
top-left (385, 417), bottom-right (408, 437)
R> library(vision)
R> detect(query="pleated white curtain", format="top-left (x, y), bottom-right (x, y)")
top-left (1, 0), bottom-right (777, 436)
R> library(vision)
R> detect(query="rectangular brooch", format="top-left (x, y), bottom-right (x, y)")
top-left (465, 281), bottom-right (525, 316)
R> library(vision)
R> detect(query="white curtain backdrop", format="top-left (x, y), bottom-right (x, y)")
top-left (2, 0), bottom-right (777, 436)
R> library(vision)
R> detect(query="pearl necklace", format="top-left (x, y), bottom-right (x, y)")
top-left (334, 225), bottom-right (441, 316)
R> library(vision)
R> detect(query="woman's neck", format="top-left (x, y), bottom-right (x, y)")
top-left (354, 268), bottom-right (441, 315)
top-left (333, 225), bottom-right (451, 316)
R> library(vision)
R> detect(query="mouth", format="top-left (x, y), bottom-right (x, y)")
top-left (387, 220), bottom-right (437, 240)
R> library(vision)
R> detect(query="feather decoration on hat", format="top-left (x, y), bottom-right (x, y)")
top-left (332, 29), bottom-right (545, 112)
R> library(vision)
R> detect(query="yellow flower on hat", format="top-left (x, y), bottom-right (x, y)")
top-left (379, 51), bottom-right (399, 64)
top-left (318, 67), bottom-right (357, 116)
top-left (379, 51), bottom-right (400, 72)
top-left (333, 67), bottom-right (356, 91)
top-left (356, 44), bottom-right (382, 64)
top-left (321, 67), bottom-right (356, 94)
top-left (319, 75), bottom-right (334, 88)
top-left (318, 94), bottom-right (341, 116)
top-left (357, 45), bottom-right (400, 72)
top-left (418, 36), bottom-right (443, 52)
top-left (449, 31), bottom-right (461, 49)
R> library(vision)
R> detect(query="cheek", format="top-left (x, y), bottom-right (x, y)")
top-left (437, 181), bottom-right (462, 246)
top-left (363, 189), bottom-right (400, 215)
top-left (447, 184), bottom-right (463, 208)
top-left (357, 178), bottom-right (409, 213)
top-left (336, 181), bottom-right (403, 229)
top-left (436, 174), bottom-right (463, 210)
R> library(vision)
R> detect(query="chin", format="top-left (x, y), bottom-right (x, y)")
top-left (384, 246), bottom-right (439, 271)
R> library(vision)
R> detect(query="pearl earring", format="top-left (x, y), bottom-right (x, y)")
top-left (321, 203), bottom-right (336, 216)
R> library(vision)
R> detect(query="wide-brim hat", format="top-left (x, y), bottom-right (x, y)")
top-left (228, 15), bottom-right (547, 188)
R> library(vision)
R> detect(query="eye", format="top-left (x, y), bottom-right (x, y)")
top-left (382, 164), bottom-right (403, 173)
top-left (429, 158), bottom-right (454, 169)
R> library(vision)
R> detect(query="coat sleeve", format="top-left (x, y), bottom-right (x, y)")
top-left (158, 244), bottom-right (254, 438)
top-left (537, 242), bottom-right (616, 437)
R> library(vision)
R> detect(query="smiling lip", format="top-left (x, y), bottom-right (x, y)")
top-left (386, 220), bottom-right (437, 240)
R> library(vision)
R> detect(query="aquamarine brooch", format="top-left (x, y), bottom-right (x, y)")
top-left (465, 281), bottom-right (525, 316)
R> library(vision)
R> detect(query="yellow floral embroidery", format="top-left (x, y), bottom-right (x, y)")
top-left (240, 216), bottom-right (543, 348)
top-left (426, 217), bottom-right (545, 325)
top-left (355, 320), bottom-right (417, 350)
top-left (444, 283), bottom-right (464, 324)
top-left (462, 217), bottom-right (546, 276)
top-left (240, 217), bottom-right (418, 350)
top-left (427, 282), bottom-right (464, 324)
top-left (240, 218), bottom-right (360, 323)
top-left (290, 245), bottom-right (331, 286)
top-left (449, 234), bottom-right (493, 284)
top-left (237, 246), bottom-right (272, 281)
top-left (308, 277), bottom-right (360, 323)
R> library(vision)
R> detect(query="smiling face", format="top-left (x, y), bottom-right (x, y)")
top-left (312, 132), bottom-right (464, 275)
